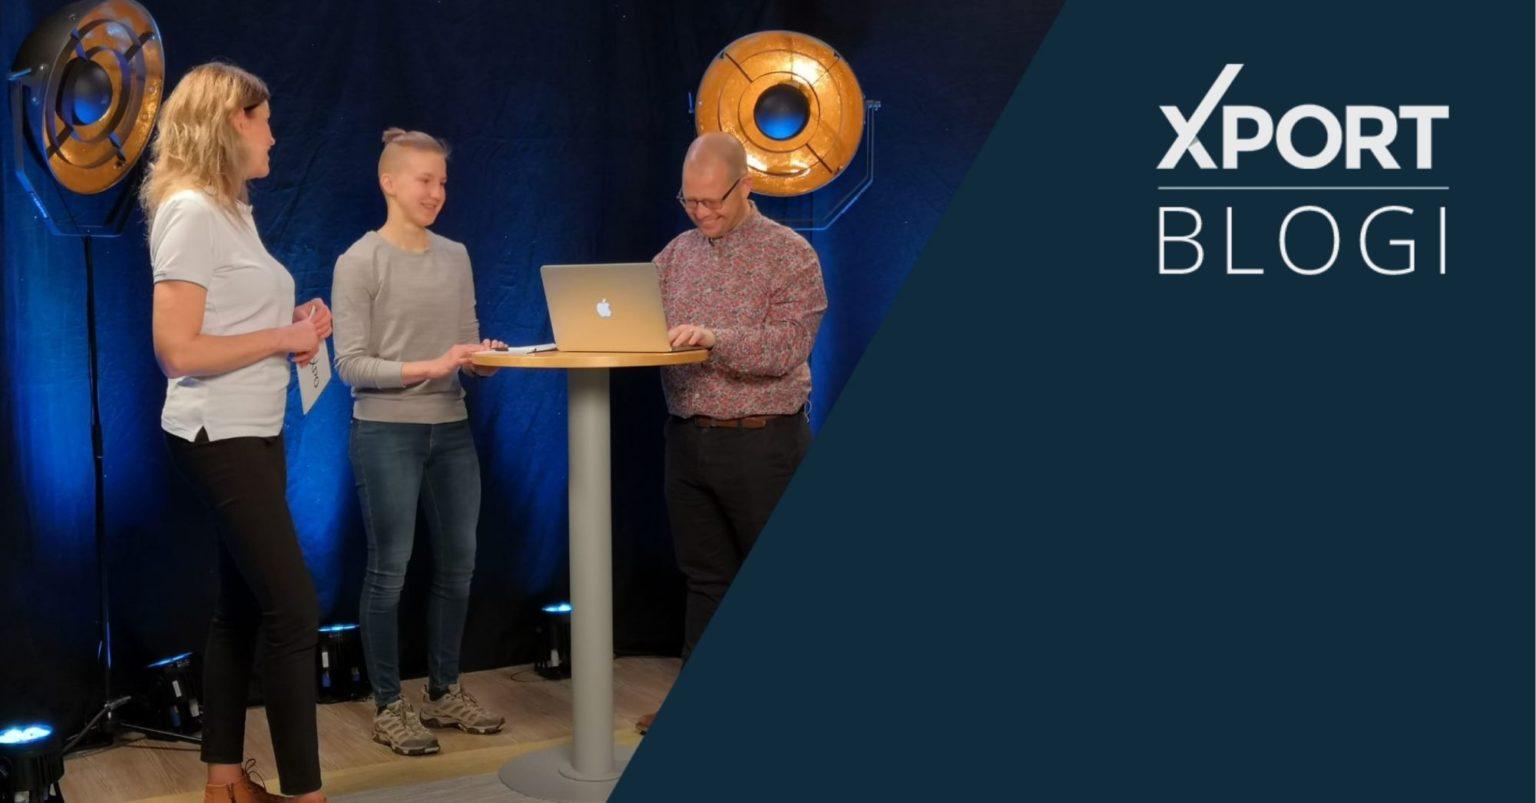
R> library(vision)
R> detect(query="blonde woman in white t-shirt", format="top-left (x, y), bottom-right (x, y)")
top-left (143, 62), bottom-right (329, 803)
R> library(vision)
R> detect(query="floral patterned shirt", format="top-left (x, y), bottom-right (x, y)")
top-left (654, 205), bottom-right (827, 418)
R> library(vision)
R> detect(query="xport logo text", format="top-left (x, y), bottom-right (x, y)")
top-left (1156, 64), bottom-right (1449, 276)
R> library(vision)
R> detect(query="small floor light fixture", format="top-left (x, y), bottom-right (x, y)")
top-left (0, 723), bottom-right (64, 802)
top-left (534, 602), bottom-right (573, 680)
top-left (316, 624), bottom-right (370, 702)
top-left (142, 652), bottom-right (201, 736)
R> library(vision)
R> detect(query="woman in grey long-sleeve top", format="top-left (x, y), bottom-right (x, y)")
top-left (330, 128), bottom-right (508, 756)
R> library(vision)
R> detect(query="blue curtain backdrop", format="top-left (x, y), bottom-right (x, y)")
top-left (0, 0), bottom-right (1049, 733)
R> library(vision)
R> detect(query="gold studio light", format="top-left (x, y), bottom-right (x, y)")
top-left (695, 30), bottom-right (865, 197)
top-left (9, 0), bottom-right (164, 196)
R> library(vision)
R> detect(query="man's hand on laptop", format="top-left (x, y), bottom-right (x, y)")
top-left (668, 324), bottom-right (716, 349)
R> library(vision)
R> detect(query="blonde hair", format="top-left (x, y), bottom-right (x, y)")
top-left (378, 128), bottom-right (451, 174)
top-left (139, 62), bottom-right (270, 220)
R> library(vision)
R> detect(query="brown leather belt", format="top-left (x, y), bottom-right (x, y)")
top-left (683, 408), bottom-right (803, 429)
top-left (689, 414), bottom-right (774, 429)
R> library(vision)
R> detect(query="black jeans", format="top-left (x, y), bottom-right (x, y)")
top-left (664, 412), bottom-right (811, 660)
top-left (165, 431), bottom-right (322, 796)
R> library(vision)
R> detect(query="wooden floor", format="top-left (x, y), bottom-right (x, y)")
top-left (58, 657), bottom-right (680, 802)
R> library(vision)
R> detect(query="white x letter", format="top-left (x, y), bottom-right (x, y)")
top-left (1158, 64), bottom-right (1244, 170)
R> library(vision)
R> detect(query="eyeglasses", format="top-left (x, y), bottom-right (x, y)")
top-left (676, 174), bottom-right (743, 212)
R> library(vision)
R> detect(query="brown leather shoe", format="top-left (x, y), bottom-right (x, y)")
top-left (635, 711), bottom-right (657, 734)
top-left (202, 760), bottom-right (285, 802)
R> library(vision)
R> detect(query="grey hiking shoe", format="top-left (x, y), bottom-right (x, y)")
top-left (419, 683), bottom-right (505, 734)
top-left (372, 699), bottom-right (440, 756)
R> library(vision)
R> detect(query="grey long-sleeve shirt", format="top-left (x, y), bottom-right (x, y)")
top-left (331, 230), bottom-right (480, 423)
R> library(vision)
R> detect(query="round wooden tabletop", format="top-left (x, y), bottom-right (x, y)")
top-left (470, 349), bottom-right (709, 369)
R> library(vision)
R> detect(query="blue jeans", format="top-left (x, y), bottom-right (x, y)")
top-left (350, 419), bottom-right (482, 707)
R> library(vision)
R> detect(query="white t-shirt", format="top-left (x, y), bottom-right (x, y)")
top-left (151, 189), bottom-right (295, 441)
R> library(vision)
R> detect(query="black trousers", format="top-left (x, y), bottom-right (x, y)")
top-left (664, 412), bottom-right (812, 660)
top-left (165, 431), bottom-right (322, 796)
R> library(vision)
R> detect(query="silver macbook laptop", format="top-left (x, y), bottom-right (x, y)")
top-left (541, 262), bottom-right (683, 353)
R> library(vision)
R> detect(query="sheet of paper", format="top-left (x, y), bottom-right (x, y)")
top-left (298, 338), bottom-right (332, 414)
top-left (475, 342), bottom-right (558, 356)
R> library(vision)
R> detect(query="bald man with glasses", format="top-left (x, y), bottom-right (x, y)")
top-left (639, 133), bottom-right (827, 733)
